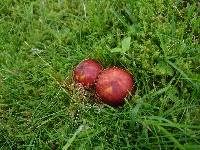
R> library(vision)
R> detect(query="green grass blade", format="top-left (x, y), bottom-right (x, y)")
top-left (62, 125), bottom-right (84, 150)
top-left (158, 126), bottom-right (185, 150)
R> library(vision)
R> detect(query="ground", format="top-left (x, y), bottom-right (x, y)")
top-left (0, 0), bottom-right (200, 149)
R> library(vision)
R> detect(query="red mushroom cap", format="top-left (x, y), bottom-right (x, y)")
top-left (95, 67), bottom-right (134, 106)
top-left (74, 59), bottom-right (103, 87)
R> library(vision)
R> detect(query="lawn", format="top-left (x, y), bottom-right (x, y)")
top-left (0, 0), bottom-right (200, 149)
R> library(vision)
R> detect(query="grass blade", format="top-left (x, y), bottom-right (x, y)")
top-left (167, 60), bottom-right (195, 87)
top-left (63, 125), bottom-right (84, 150)
top-left (158, 126), bottom-right (185, 150)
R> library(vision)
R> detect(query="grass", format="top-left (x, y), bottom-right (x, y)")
top-left (0, 0), bottom-right (200, 149)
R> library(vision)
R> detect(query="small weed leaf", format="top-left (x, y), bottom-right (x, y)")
top-left (154, 61), bottom-right (173, 76)
top-left (122, 37), bottom-right (131, 52)
top-left (110, 47), bottom-right (122, 53)
top-left (111, 37), bottom-right (131, 54)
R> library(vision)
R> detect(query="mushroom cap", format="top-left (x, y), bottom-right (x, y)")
top-left (74, 59), bottom-right (102, 87)
top-left (95, 67), bottom-right (134, 106)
